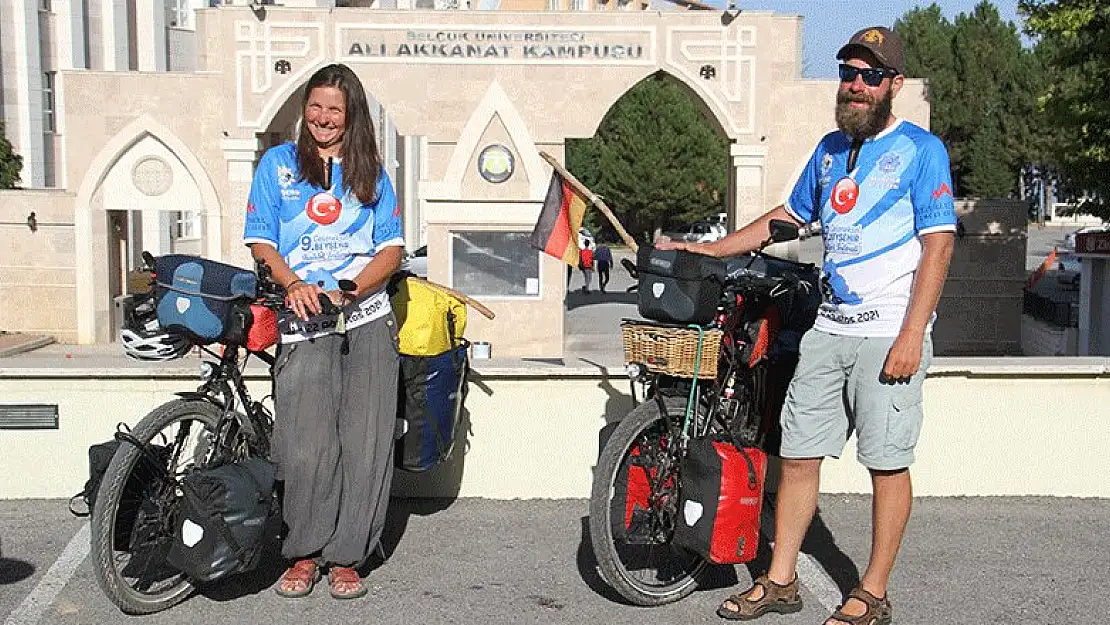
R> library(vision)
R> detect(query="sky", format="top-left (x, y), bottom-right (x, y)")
top-left (713, 0), bottom-right (1026, 78)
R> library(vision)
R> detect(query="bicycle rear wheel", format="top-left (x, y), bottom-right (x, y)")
top-left (589, 395), bottom-right (708, 606)
top-left (89, 399), bottom-right (221, 614)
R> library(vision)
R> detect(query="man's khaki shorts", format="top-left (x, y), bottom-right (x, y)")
top-left (779, 329), bottom-right (932, 470)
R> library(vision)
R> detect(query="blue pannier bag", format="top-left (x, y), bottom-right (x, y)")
top-left (395, 342), bottom-right (469, 472)
top-left (154, 255), bottom-right (257, 345)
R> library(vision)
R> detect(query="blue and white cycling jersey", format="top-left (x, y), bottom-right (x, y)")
top-left (785, 119), bottom-right (957, 337)
top-left (243, 142), bottom-right (404, 342)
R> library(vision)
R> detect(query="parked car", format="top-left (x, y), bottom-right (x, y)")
top-left (675, 221), bottom-right (727, 243)
top-left (402, 245), bottom-right (428, 277)
top-left (1064, 225), bottom-right (1109, 250)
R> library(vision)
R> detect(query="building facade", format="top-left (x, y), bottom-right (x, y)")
top-left (0, 2), bottom-right (930, 354)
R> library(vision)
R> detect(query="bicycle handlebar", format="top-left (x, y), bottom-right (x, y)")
top-left (798, 221), bottom-right (822, 241)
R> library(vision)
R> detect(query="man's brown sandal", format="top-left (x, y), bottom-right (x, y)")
top-left (328, 566), bottom-right (368, 600)
top-left (274, 559), bottom-right (320, 598)
top-left (826, 587), bottom-right (892, 625)
top-left (716, 574), bottom-right (803, 621)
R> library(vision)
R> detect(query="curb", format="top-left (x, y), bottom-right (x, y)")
top-left (0, 335), bottom-right (56, 358)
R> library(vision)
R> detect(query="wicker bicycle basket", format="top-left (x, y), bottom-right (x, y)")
top-left (621, 322), bottom-right (723, 379)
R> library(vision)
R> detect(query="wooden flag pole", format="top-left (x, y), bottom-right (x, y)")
top-left (406, 275), bottom-right (496, 320)
top-left (538, 151), bottom-right (639, 253)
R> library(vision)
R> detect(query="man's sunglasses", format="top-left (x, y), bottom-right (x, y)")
top-left (838, 64), bottom-right (898, 87)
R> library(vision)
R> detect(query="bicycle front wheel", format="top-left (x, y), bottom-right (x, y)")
top-left (89, 399), bottom-right (221, 614)
top-left (589, 395), bottom-right (708, 606)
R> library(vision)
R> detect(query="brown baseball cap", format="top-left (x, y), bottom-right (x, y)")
top-left (836, 26), bottom-right (904, 74)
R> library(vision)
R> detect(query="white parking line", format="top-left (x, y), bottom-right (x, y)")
top-left (796, 550), bottom-right (843, 612)
top-left (761, 506), bottom-right (842, 612)
top-left (3, 523), bottom-right (89, 625)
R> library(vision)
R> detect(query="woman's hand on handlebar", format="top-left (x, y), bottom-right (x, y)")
top-left (286, 280), bottom-right (325, 321)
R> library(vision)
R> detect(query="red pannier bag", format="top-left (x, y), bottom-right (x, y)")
top-left (673, 437), bottom-right (767, 564)
top-left (622, 446), bottom-right (654, 540)
top-left (245, 304), bottom-right (278, 352)
top-left (600, 422), bottom-right (673, 544)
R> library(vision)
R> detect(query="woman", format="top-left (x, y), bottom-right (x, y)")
top-left (243, 63), bottom-right (403, 600)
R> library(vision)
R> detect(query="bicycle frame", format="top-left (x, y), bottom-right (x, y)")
top-left (174, 343), bottom-right (275, 466)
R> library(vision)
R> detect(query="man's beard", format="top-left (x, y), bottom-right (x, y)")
top-left (835, 88), bottom-right (893, 139)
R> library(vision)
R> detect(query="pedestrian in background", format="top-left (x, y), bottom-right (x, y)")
top-left (594, 243), bottom-right (613, 293)
top-left (579, 241), bottom-right (595, 294)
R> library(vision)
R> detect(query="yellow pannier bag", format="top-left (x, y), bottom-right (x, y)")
top-left (390, 275), bottom-right (468, 357)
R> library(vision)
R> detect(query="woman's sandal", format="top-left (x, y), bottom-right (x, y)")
top-left (825, 587), bottom-right (893, 625)
top-left (274, 559), bottom-right (320, 598)
top-left (716, 574), bottom-right (803, 621)
top-left (328, 566), bottom-right (368, 600)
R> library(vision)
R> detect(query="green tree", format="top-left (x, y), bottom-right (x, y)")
top-left (0, 122), bottom-right (22, 188)
top-left (1020, 0), bottom-right (1110, 216)
top-left (897, 4), bottom-right (957, 155)
top-left (897, 2), bottom-right (1041, 198)
top-left (951, 2), bottom-right (1031, 196)
top-left (566, 73), bottom-right (729, 243)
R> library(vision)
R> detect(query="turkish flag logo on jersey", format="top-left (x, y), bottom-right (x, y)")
top-left (831, 177), bottom-right (859, 214)
top-left (306, 192), bottom-right (342, 225)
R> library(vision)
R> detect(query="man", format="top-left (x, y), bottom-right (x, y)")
top-left (658, 26), bottom-right (955, 625)
top-left (594, 243), bottom-right (613, 293)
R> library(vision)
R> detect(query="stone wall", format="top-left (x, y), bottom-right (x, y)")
top-left (0, 189), bottom-right (77, 341)
top-left (933, 198), bottom-right (1027, 356)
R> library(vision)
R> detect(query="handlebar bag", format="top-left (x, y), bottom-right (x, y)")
top-left (154, 255), bottom-right (257, 345)
top-left (672, 437), bottom-right (766, 564)
top-left (635, 246), bottom-right (727, 325)
top-left (166, 457), bottom-right (277, 583)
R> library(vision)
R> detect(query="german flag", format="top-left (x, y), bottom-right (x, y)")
top-left (531, 172), bottom-right (586, 266)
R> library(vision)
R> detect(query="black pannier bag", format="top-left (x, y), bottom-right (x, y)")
top-left (395, 342), bottom-right (469, 472)
top-left (68, 430), bottom-right (171, 552)
top-left (636, 246), bottom-right (728, 325)
top-left (154, 255), bottom-right (257, 345)
top-left (166, 457), bottom-right (276, 583)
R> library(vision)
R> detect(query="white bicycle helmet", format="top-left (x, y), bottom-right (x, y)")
top-left (119, 294), bottom-right (192, 361)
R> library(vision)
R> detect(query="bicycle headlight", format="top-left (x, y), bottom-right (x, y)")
top-left (626, 363), bottom-right (646, 379)
top-left (199, 360), bottom-right (218, 380)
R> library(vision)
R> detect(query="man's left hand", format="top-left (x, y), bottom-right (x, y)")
top-left (881, 332), bottom-right (923, 383)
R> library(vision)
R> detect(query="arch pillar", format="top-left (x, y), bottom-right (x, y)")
top-left (729, 143), bottom-right (769, 230)
top-left (220, 137), bottom-right (262, 268)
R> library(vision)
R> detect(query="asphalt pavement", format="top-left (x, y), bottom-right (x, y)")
top-left (2, 496), bottom-right (1108, 625)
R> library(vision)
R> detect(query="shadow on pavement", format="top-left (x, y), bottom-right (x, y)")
top-left (565, 289), bottom-right (638, 311)
top-left (758, 492), bottom-right (861, 597)
top-left (575, 515), bottom-right (743, 606)
top-left (575, 516), bottom-right (629, 604)
top-left (198, 492), bottom-right (464, 602)
top-left (0, 558), bottom-right (35, 585)
top-left (800, 506), bottom-right (860, 597)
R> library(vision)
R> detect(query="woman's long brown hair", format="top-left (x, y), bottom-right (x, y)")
top-left (295, 64), bottom-right (381, 204)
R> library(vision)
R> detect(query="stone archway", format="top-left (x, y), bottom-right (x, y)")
top-left (74, 116), bottom-right (222, 343)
